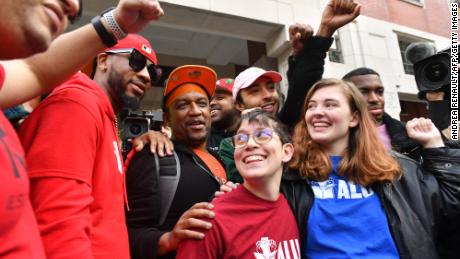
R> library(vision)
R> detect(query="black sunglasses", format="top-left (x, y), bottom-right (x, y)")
top-left (68, 0), bottom-right (83, 24)
top-left (105, 48), bottom-right (163, 85)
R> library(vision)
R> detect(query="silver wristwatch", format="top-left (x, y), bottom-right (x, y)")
top-left (102, 10), bottom-right (127, 40)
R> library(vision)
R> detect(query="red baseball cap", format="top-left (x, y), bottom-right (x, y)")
top-left (81, 34), bottom-right (157, 77)
top-left (106, 34), bottom-right (158, 65)
top-left (216, 78), bottom-right (235, 93)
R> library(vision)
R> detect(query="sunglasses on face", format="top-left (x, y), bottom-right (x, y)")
top-left (67, 0), bottom-right (83, 24)
top-left (105, 48), bottom-right (163, 85)
top-left (232, 128), bottom-right (275, 149)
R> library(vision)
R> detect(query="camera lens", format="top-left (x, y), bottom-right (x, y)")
top-left (129, 124), bottom-right (142, 135)
top-left (425, 62), bottom-right (448, 83)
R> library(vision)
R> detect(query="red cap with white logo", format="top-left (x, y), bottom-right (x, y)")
top-left (106, 34), bottom-right (158, 65)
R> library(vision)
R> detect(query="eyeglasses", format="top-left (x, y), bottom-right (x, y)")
top-left (105, 48), bottom-right (163, 85)
top-left (232, 128), bottom-right (274, 149)
top-left (68, 0), bottom-right (83, 24)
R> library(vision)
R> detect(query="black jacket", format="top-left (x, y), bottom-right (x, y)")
top-left (382, 112), bottom-right (421, 160)
top-left (280, 147), bottom-right (460, 259)
top-left (207, 127), bottom-right (234, 153)
top-left (279, 36), bottom-right (333, 128)
top-left (428, 100), bottom-right (451, 132)
top-left (125, 142), bottom-right (221, 259)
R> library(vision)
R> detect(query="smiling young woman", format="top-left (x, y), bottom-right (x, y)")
top-left (290, 78), bottom-right (400, 185)
top-left (281, 78), bottom-right (460, 259)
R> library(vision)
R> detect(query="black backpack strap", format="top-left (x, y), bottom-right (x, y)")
top-left (154, 151), bottom-right (181, 226)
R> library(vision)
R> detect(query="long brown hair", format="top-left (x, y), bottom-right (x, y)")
top-left (289, 79), bottom-right (401, 186)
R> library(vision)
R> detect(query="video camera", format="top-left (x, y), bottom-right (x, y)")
top-left (413, 47), bottom-right (451, 100)
top-left (120, 110), bottom-right (163, 158)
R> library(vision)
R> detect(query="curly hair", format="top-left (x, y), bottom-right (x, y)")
top-left (289, 78), bottom-right (401, 186)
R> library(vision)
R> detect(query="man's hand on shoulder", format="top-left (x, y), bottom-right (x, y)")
top-left (158, 202), bottom-right (215, 255)
top-left (132, 130), bottom-right (174, 157)
top-left (214, 181), bottom-right (239, 198)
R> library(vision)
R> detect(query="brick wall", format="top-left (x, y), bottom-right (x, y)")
top-left (360, 0), bottom-right (450, 37)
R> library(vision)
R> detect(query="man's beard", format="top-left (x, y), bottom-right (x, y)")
top-left (211, 108), bottom-right (239, 131)
top-left (121, 94), bottom-right (140, 111)
top-left (108, 69), bottom-right (141, 111)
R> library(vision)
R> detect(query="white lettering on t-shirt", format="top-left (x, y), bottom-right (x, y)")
top-left (289, 239), bottom-right (300, 259)
top-left (349, 182), bottom-right (363, 199)
top-left (254, 237), bottom-right (300, 259)
top-left (361, 186), bottom-right (374, 198)
top-left (311, 178), bottom-right (374, 200)
top-left (276, 247), bottom-right (285, 259)
top-left (113, 141), bottom-right (123, 174)
top-left (283, 241), bottom-right (291, 259)
top-left (337, 180), bottom-right (350, 199)
top-left (311, 177), bottom-right (334, 199)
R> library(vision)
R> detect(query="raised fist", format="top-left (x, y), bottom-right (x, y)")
top-left (114, 0), bottom-right (165, 34)
top-left (406, 117), bottom-right (445, 148)
top-left (317, 0), bottom-right (361, 38)
top-left (289, 23), bottom-right (314, 55)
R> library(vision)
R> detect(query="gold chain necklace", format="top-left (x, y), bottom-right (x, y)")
top-left (114, 116), bottom-right (121, 140)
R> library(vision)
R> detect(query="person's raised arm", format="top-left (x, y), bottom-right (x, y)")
top-left (279, 0), bottom-right (361, 127)
top-left (316, 0), bottom-right (361, 38)
top-left (0, 0), bottom-right (163, 108)
top-left (289, 23), bottom-right (314, 57)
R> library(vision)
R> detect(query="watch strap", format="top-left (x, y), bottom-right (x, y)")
top-left (91, 15), bottom-right (117, 47)
top-left (102, 10), bottom-right (128, 40)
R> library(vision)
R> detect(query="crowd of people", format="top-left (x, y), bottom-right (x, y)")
top-left (0, 0), bottom-right (459, 259)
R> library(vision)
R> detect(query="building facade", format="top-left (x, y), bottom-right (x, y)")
top-left (75, 0), bottom-right (452, 120)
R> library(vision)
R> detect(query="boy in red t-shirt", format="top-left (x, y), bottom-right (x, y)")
top-left (176, 109), bottom-right (300, 259)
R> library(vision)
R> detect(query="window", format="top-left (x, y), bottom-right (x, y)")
top-left (399, 100), bottom-right (427, 122)
top-left (397, 35), bottom-right (432, 75)
top-left (400, 0), bottom-right (423, 6)
top-left (329, 33), bottom-right (344, 64)
top-left (398, 38), bottom-right (415, 75)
